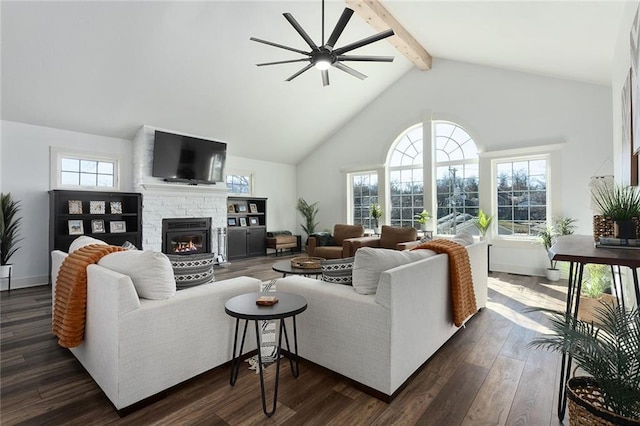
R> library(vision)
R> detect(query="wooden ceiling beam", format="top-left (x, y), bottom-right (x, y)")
top-left (345, 0), bottom-right (432, 71)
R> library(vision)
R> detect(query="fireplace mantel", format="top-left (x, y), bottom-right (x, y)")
top-left (140, 182), bottom-right (228, 196)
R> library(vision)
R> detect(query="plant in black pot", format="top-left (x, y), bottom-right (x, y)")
top-left (529, 303), bottom-right (639, 424)
top-left (0, 193), bottom-right (23, 278)
top-left (592, 183), bottom-right (640, 240)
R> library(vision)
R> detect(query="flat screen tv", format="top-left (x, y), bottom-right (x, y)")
top-left (152, 131), bottom-right (227, 185)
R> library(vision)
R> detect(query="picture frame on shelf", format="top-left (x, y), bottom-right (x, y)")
top-left (249, 217), bottom-right (259, 226)
top-left (227, 217), bottom-right (237, 226)
top-left (236, 204), bottom-right (248, 213)
top-left (110, 221), bottom-right (126, 233)
top-left (90, 200), bottom-right (106, 214)
top-left (239, 217), bottom-right (247, 226)
top-left (68, 220), bottom-right (84, 235)
top-left (110, 201), bottom-right (123, 214)
top-left (68, 200), bottom-right (83, 214)
top-left (91, 219), bottom-right (105, 233)
top-left (227, 204), bottom-right (236, 213)
top-left (249, 203), bottom-right (258, 213)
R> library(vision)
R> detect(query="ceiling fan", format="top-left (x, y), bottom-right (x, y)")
top-left (250, 0), bottom-right (395, 86)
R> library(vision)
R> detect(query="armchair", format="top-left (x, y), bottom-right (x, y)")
top-left (307, 224), bottom-right (365, 259)
top-left (350, 225), bottom-right (419, 252)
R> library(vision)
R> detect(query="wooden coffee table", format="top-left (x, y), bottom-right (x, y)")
top-left (272, 259), bottom-right (322, 278)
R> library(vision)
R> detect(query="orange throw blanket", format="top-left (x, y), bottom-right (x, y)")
top-left (413, 239), bottom-right (477, 327)
top-left (52, 244), bottom-right (125, 348)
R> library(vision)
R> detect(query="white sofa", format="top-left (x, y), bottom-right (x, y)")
top-left (51, 249), bottom-right (261, 412)
top-left (276, 240), bottom-right (488, 400)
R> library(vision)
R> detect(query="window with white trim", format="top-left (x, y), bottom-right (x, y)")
top-left (495, 156), bottom-right (548, 236)
top-left (388, 124), bottom-right (424, 227)
top-left (226, 173), bottom-right (252, 195)
top-left (349, 172), bottom-right (379, 229)
top-left (51, 148), bottom-right (119, 190)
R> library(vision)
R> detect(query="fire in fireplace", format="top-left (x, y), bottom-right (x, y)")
top-left (162, 218), bottom-right (212, 255)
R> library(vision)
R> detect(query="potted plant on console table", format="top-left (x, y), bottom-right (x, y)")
top-left (0, 192), bottom-right (22, 280)
top-left (591, 183), bottom-right (640, 241)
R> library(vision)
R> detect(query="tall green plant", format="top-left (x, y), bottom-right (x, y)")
top-left (296, 198), bottom-right (319, 238)
top-left (592, 183), bottom-right (640, 220)
top-left (473, 209), bottom-right (493, 236)
top-left (529, 304), bottom-right (640, 419)
top-left (0, 193), bottom-right (23, 266)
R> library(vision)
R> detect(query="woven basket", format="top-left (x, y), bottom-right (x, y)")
top-left (567, 377), bottom-right (640, 425)
top-left (592, 216), bottom-right (640, 242)
top-left (290, 257), bottom-right (324, 269)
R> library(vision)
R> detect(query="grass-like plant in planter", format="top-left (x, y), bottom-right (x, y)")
top-left (536, 217), bottom-right (576, 281)
top-left (529, 303), bottom-right (640, 423)
top-left (591, 183), bottom-right (640, 239)
top-left (0, 192), bottom-right (23, 269)
top-left (473, 209), bottom-right (493, 237)
top-left (296, 198), bottom-right (319, 240)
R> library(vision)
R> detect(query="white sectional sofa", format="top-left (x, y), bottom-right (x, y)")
top-left (51, 248), bottom-right (261, 412)
top-left (276, 240), bottom-right (488, 400)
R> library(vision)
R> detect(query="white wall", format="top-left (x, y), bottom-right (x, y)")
top-left (296, 58), bottom-right (613, 276)
top-left (0, 120), bottom-right (297, 290)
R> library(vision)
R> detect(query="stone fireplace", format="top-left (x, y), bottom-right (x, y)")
top-left (132, 125), bottom-right (228, 259)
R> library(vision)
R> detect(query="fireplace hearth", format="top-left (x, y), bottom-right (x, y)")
top-left (162, 218), bottom-right (212, 255)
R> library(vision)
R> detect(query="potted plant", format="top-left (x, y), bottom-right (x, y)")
top-left (296, 198), bottom-right (319, 243)
top-left (0, 193), bottom-right (23, 278)
top-left (370, 203), bottom-right (382, 233)
top-left (529, 304), bottom-right (640, 423)
top-left (537, 217), bottom-right (576, 281)
top-left (591, 183), bottom-right (640, 239)
top-left (473, 209), bottom-right (493, 239)
top-left (414, 210), bottom-right (431, 232)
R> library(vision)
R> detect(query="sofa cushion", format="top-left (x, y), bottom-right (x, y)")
top-left (332, 224), bottom-right (364, 245)
top-left (321, 257), bottom-right (354, 285)
top-left (379, 226), bottom-right (417, 249)
top-left (166, 253), bottom-right (215, 290)
top-left (452, 231), bottom-right (474, 246)
top-left (314, 246), bottom-right (345, 259)
top-left (352, 247), bottom-right (435, 295)
top-left (68, 236), bottom-right (107, 253)
top-left (98, 251), bottom-right (176, 299)
top-left (311, 232), bottom-right (335, 247)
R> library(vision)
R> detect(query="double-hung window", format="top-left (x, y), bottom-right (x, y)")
top-left (349, 172), bottom-right (379, 229)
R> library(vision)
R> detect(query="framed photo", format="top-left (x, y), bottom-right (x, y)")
top-left (68, 200), bottom-right (83, 215)
top-left (227, 204), bottom-right (236, 213)
top-left (249, 203), bottom-right (258, 213)
top-left (110, 201), bottom-right (123, 214)
top-left (227, 217), bottom-right (237, 226)
top-left (239, 217), bottom-right (247, 226)
top-left (249, 217), bottom-right (259, 226)
top-left (68, 220), bottom-right (84, 235)
top-left (236, 204), bottom-right (248, 213)
top-left (110, 221), bottom-right (126, 233)
top-left (91, 219), bottom-right (105, 233)
top-left (89, 200), bottom-right (106, 214)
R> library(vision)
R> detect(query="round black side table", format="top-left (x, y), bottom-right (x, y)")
top-left (225, 291), bottom-right (307, 417)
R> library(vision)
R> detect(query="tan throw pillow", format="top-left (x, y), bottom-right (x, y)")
top-left (98, 251), bottom-right (176, 299)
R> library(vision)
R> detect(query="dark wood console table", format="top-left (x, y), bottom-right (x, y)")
top-left (548, 234), bottom-right (640, 420)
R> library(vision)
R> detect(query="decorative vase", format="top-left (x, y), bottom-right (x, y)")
top-left (545, 268), bottom-right (561, 282)
top-left (614, 220), bottom-right (637, 240)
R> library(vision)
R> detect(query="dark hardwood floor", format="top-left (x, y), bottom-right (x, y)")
top-left (1, 254), bottom-right (569, 425)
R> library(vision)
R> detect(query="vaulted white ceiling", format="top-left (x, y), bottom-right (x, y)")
top-left (1, 1), bottom-right (626, 164)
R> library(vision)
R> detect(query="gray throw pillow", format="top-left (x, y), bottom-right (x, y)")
top-left (321, 257), bottom-right (354, 285)
top-left (166, 253), bottom-right (216, 290)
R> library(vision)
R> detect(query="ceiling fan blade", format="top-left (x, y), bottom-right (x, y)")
top-left (286, 63), bottom-right (314, 82)
top-left (333, 29), bottom-right (395, 56)
top-left (321, 69), bottom-right (330, 86)
top-left (250, 37), bottom-right (310, 56)
top-left (334, 62), bottom-right (367, 80)
top-left (283, 13), bottom-right (319, 51)
top-left (256, 58), bottom-right (311, 67)
top-left (337, 55), bottom-right (394, 62)
top-left (325, 8), bottom-right (354, 49)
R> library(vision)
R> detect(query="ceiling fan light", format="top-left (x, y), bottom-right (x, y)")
top-left (314, 59), bottom-right (331, 70)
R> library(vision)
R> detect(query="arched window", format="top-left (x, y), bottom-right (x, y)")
top-left (434, 121), bottom-right (479, 235)
top-left (388, 124), bottom-right (424, 227)
top-left (386, 121), bottom-right (479, 234)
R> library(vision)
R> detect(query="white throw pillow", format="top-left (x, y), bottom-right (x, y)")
top-left (98, 251), bottom-right (176, 300)
top-left (68, 236), bottom-right (108, 253)
top-left (352, 247), bottom-right (435, 295)
top-left (452, 231), bottom-right (474, 246)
